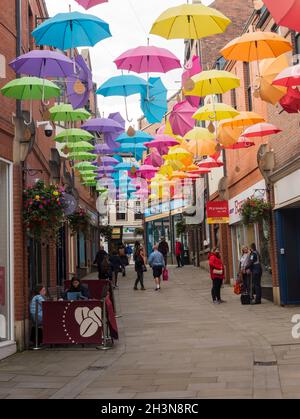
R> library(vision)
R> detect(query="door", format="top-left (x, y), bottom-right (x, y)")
top-left (276, 209), bottom-right (300, 304)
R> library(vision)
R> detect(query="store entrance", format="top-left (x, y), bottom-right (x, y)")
top-left (276, 208), bottom-right (300, 305)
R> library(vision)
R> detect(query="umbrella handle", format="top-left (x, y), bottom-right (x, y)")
top-left (24, 99), bottom-right (33, 126)
top-left (124, 96), bottom-right (133, 123)
top-left (41, 81), bottom-right (50, 106)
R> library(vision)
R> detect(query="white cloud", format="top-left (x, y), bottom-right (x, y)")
top-left (45, 0), bottom-right (213, 127)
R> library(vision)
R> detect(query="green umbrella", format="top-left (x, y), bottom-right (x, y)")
top-left (55, 129), bottom-right (94, 143)
top-left (49, 104), bottom-right (91, 122)
top-left (82, 181), bottom-right (97, 187)
top-left (1, 77), bottom-right (60, 100)
top-left (63, 141), bottom-right (95, 153)
top-left (75, 162), bottom-right (96, 171)
top-left (68, 152), bottom-right (96, 161)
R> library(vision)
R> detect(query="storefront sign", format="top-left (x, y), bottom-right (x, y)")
top-left (207, 201), bottom-right (229, 224)
top-left (229, 180), bottom-right (266, 225)
top-left (0, 267), bottom-right (5, 306)
top-left (112, 227), bottom-right (122, 240)
top-left (274, 169), bottom-right (300, 209)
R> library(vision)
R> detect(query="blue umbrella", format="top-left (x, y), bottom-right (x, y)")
top-left (141, 77), bottom-right (168, 124)
top-left (32, 12), bottom-right (111, 51)
top-left (118, 143), bottom-right (147, 161)
top-left (115, 131), bottom-right (154, 144)
top-left (115, 162), bottom-right (139, 171)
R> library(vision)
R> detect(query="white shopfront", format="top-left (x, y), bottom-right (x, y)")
top-left (0, 158), bottom-right (15, 360)
top-left (229, 180), bottom-right (273, 293)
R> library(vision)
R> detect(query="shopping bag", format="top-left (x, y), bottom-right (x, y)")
top-left (234, 282), bottom-right (241, 295)
top-left (163, 268), bottom-right (169, 281)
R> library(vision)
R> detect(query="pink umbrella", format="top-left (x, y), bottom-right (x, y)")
top-left (263, 0), bottom-right (300, 33)
top-left (226, 137), bottom-right (255, 150)
top-left (75, 0), bottom-right (108, 9)
top-left (136, 164), bottom-right (159, 180)
top-left (144, 151), bottom-right (164, 167)
top-left (280, 87), bottom-right (300, 113)
top-left (114, 46), bottom-right (181, 74)
top-left (169, 100), bottom-right (197, 137)
top-left (144, 135), bottom-right (180, 155)
top-left (182, 55), bottom-right (202, 107)
top-left (273, 64), bottom-right (300, 88)
top-left (242, 123), bottom-right (282, 138)
top-left (198, 158), bottom-right (224, 169)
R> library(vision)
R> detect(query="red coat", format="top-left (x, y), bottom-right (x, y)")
top-left (209, 253), bottom-right (224, 280)
top-left (175, 242), bottom-right (182, 256)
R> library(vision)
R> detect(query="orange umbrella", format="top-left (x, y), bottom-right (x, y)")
top-left (221, 111), bottom-right (265, 129)
top-left (218, 123), bottom-right (243, 147)
top-left (221, 31), bottom-right (292, 63)
top-left (184, 127), bottom-right (217, 157)
top-left (255, 54), bottom-right (288, 104)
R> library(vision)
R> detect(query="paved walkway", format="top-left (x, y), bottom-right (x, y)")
top-left (1, 266), bottom-right (300, 399)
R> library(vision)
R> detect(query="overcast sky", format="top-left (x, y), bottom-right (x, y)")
top-left (45, 0), bottom-right (213, 127)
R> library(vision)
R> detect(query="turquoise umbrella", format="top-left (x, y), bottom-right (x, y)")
top-left (141, 77), bottom-right (168, 124)
top-left (115, 131), bottom-right (154, 144)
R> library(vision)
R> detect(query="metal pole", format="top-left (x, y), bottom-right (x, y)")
top-left (16, 0), bottom-right (22, 118)
top-left (97, 298), bottom-right (113, 350)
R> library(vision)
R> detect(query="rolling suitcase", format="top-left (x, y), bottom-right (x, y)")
top-left (240, 273), bottom-right (253, 305)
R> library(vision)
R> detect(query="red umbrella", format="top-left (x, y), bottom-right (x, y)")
top-left (280, 87), bottom-right (300, 113)
top-left (242, 123), bottom-right (282, 138)
top-left (263, 0), bottom-right (300, 33)
top-left (273, 64), bottom-right (300, 88)
top-left (189, 168), bottom-right (211, 175)
top-left (75, 0), bottom-right (108, 9)
top-left (169, 100), bottom-right (197, 137)
top-left (198, 157), bottom-right (224, 169)
top-left (226, 137), bottom-right (255, 150)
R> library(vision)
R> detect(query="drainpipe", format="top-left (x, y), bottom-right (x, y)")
top-left (16, 0), bottom-right (22, 118)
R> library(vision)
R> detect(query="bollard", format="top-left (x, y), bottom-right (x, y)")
top-left (32, 300), bottom-right (42, 351)
top-left (97, 298), bottom-right (113, 351)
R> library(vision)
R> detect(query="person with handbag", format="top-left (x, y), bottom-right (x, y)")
top-left (239, 246), bottom-right (251, 294)
top-left (134, 248), bottom-right (146, 290)
top-left (209, 248), bottom-right (225, 304)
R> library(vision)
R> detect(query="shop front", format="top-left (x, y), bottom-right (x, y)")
top-left (0, 159), bottom-right (15, 360)
top-left (274, 168), bottom-right (300, 305)
top-left (229, 180), bottom-right (273, 300)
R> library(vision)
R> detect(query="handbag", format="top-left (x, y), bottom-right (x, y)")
top-left (163, 268), bottom-right (169, 281)
top-left (213, 269), bottom-right (223, 275)
top-left (234, 282), bottom-right (241, 295)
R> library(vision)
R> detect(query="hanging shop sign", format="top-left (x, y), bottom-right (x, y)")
top-left (207, 201), bottom-right (229, 225)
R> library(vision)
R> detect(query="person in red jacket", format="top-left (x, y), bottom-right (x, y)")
top-left (175, 240), bottom-right (184, 268)
top-left (209, 248), bottom-right (225, 304)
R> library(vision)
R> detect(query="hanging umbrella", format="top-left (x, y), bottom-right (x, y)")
top-left (75, 0), bottom-right (108, 9)
top-left (93, 156), bottom-right (119, 166)
top-left (164, 147), bottom-right (193, 162)
top-left (150, 3), bottom-right (231, 40)
top-left (169, 100), bottom-right (197, 136)
top-left (74, 162), bottom-right (96, 171)
top-left (220, 32), bottom-right (292, 62)
top-left (9, 50), bottom-right (74, 78)
top-left (67, 55), bottom-right (93, 110)
top-left (221, 112), bottom-right (265, 128)
top-left (218, 124), bottom-right (244, 147)
top-left (49, 104), bottom-right (91, 122)
top-left (63, 141), bottom-right (95, 153)
top-left (104, 112), bottom-right (125, 149)
top-left (116, 131), bottom-right (154, 144)
top-left (273, 64), bottom-right (300, 88)
top-left (184, 70), bottom-right (240, 97)
top-left (279, 87), bottom-right (300, 113)
top-left (226, 137), bottom-right (255, 150)
top-left (144, 135), bottom-right (180, 155)
top-left (183, 128), bottom-right (217, 157)
top-left (55, 129), bottom-right (94, 143)
top-left (188, 167), bottom-right (211, 175)
top-left (140, 77), bottom-right (168, 124)
top-left (1, 76), bottom-right (60, 100)
top-left (182, 55), bottom-right (202, 107)
top-left (32, 12), bottom-right (111, 50)
top-left (118, 144), bottom-right (147, 159)
top-left (262, 0), bottom-right (300, 33)
top-left (115, 162), bottom-right (139, 171)
top-left (193, 103), bottom-right (239, 121)
top-left (198, 158), bottom-right (224, 169)
top-left (82, 117), bottom-right (124, 133)
top-left (114, 46), bottom-right (181, 73)
top-left (97, 75), bottom-right (148, 97)
top-left (136, 165), bottom-right (159, 180)
top-left (94, 144), bottom-right (115, 155)
top-left (242, 123), bottom-right (282, 138)
top-left (68, 152), bottom-right (96, 161)
top-left (255, 54), bottom-right (288, 105)
top-left (144, 151), bottom-right (164, 168)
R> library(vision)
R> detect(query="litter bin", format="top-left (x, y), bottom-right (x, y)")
top-left (183, 249), bottom-right (190, 265)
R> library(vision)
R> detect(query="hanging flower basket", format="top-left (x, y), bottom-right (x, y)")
top-left (67, 208), bottom-right (91, 235)
top-left (23, 180), bottom-right (65, 242)
top-left (239, 198), bottom-right (272, 225)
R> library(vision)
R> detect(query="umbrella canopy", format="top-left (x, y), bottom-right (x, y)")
top-left (54, 128), bottom-right (94, 143)
top-left (221, 31), bottom-right (292, 62)
top-left (193, 103), bottom-right (239, 121)
top-left (94, 156), bottom-right (119, 166)
top-left (67, 55), bottom-right (93, 110)
top-left (104, 112), bottom-right (125, 148)
top-left (114, 46), bottom-right (181, 74)
top-left (94, 144), bottom-right (115, 155)
top-left (49, 104), bottom-right (91, 122)
top-left (263, 0), bottom-right (300, 33)
top-left (221, 112), bottom-right (265, 128)
top-left (141, 77), bottom-right (168, 124)
top-left (273, 64), bottom-right (300, 88)
top-left (164, 147), bottom-right (193, 162)
top-left (115, 162), bottom-right (139, 171)
top-left (97, 75), bottom-right (148, 97)
top-left (32, 11), bottom-right (111, 50)
top-left (256, 54), bottom-right (288, 105)
top-left (82, 118), bottom-right (124, 133)
top-left (64, 141), bottom-right (95, 153)
top-left (1, 77), bottom-right (60, 100)
top-left (184, 70), bottom-right (240, 97)
top-left (136, 165), bottom-right (159, 180)
top-left (169, 100), bottom-right (197, 136)
top-left (75, 162), bottom-right (96, 171)
top-left (68, 152), bottom-right (96, 161)
top-left (144, 135), bottom-right (180, 155)
top-left (116, 131), bottom-right (154, 144)
top-left (144, 151), bottom-right (164, 168)
top-left (75, 0), bottom-right (108, 9)
top-left (218, 124), bottom-right (243, 147)
top-left (226, 137), bottom-right (255, 150)
top-left (150, 3), bottom-right (231, 40)
top-left (10, 50), bottom-right (74, 78)
top-left (242, 123), bottom-right (282, 138)
top-left (279, 87), bottom-right (300, 113)
top-left (182, 55), bottom-right (202, 107)
top-left (183, 128), bottom-right (217, 157)
top-left (198, 157), bottom-right (224, 169)
top-left (118, 143), bottom-right (147, 156)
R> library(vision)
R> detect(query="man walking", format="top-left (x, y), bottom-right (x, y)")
top-left (158, 237), bottom-right (169, 267)
top-left (248, 243), bottom-right (263, 304)
top-left (148, 245), bottom-right (165, 291)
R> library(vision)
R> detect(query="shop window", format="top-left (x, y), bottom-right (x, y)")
top-left (116, 201), bottom-right (127, 221)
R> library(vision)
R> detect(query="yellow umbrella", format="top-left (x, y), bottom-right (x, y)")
top-left (255, 54), bottom-right (288, 105)
top-left (184, 70), bottom-right (240, 97)
top-left (221, 111), bottom-right (265, 129)
top-left (193, 103), bottom-right (239, 121)
top-left (163, 146), bottom-right (193, 162)
top-left (218, 124), bottom-right (244, 147)
top-left (150, 3), bottom-right (231, 40)
top-left (220, 31), bottom-right (292, 62)
top-left (183, 127), bottom-right (217, 157)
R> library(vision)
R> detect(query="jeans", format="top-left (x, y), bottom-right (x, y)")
top-left (134, 271), bottom-right (144, 289)
top-left (211, 279), bottom-right (223, 302)
top-left (176, 255), bottom-right (183, 267)
top-left (252, 272), bottom-right (262, 303)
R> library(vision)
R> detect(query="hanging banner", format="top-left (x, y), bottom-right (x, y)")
top-left (207, 201), bottom-right (229, 225)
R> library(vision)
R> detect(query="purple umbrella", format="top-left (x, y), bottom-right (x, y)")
top-left (104, 112), bottom-right (125, 149)
top-left (94, 143), bottom-right (116, 154)
top-left (82, 117), bottom-right (124, 133)
top-left (10, 50), bottom-right (74, 78)
top-left (67, 55), bottom-right (93, 110)
top-left (94, 156), bottom-right (119, 165)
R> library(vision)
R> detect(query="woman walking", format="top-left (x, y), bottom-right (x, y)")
top-left (209, 248), bottom-right (225, 304)
top-left (110, 251), bottom-right (122, 289)
top-left (148, 245), bottom-right (165, 291)
top-left (134, 248), bottom-right (146, 291)
top-left (239, 246), bottom-right (251, 294)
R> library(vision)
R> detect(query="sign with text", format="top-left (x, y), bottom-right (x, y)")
top-left (0, 267), bottom-right (5, 306)
top-left (207, 201), bottom-right (229, 225)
